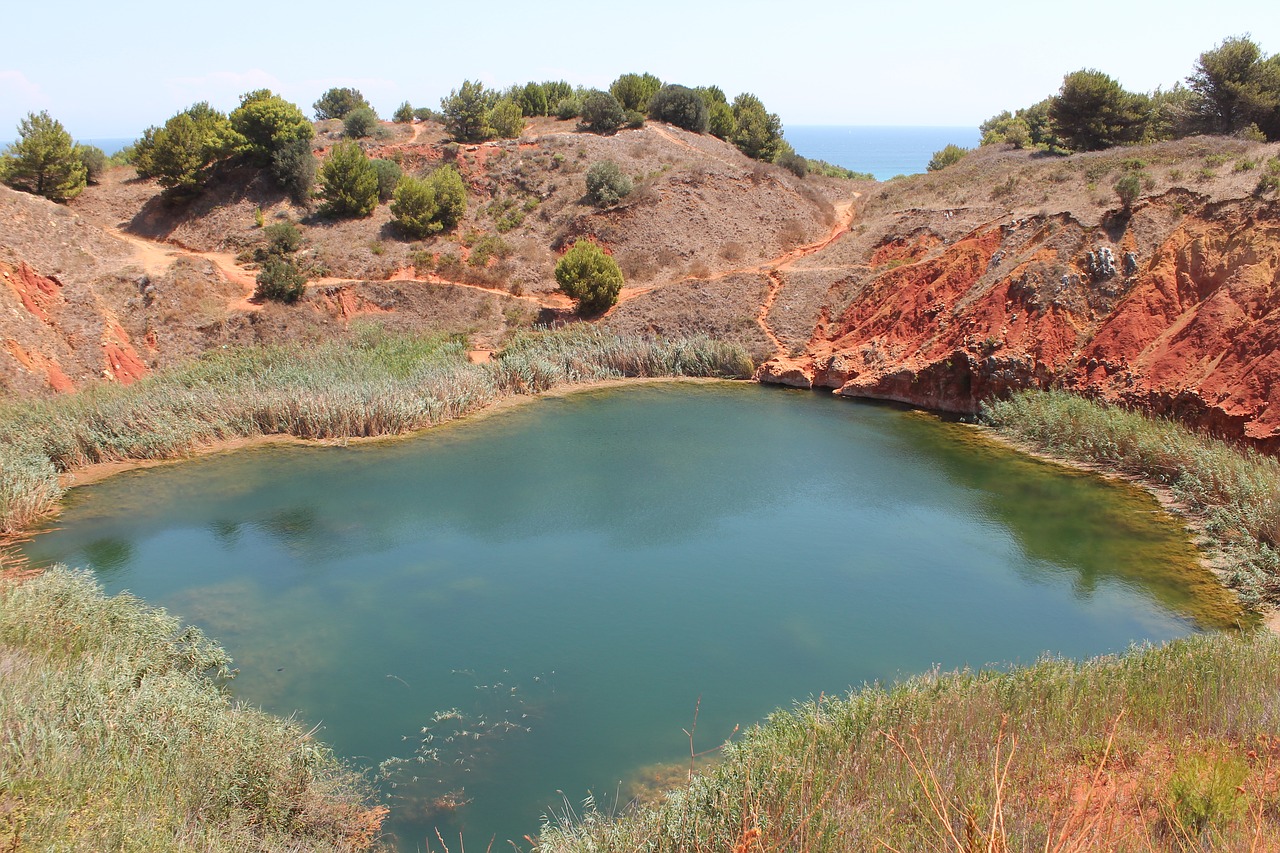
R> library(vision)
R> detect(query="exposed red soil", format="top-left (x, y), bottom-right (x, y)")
top-left (3, 127), bottom-right (1279, 453)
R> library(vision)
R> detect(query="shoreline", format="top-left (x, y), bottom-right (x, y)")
top-left (55, 375), bottom-right (729, 490)
top-left (11, 377), bottom-right (1271, 632)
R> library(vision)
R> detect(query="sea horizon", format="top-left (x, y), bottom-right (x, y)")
top-left (3, 125), bottom-right (983, 183)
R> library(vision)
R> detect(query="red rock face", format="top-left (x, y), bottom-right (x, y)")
top-left (761, 198), bottom-right (1280, 451)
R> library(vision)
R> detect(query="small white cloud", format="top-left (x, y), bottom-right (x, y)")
top-left (0, 70), bottom-right (47, 114)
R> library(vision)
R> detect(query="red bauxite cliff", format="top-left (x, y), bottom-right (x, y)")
top-left (758, 179), bottom-right (1280, 450)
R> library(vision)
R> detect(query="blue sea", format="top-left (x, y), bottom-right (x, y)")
top-left (787, 126), bottom-right (980, 181)
top-left (0, 137), bottom-right (134, 155)
top-left (7, 130), bottom-right (976, 182)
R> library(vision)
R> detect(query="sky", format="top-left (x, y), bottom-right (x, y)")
top-left (3, 0), bottom-right (1277, 140)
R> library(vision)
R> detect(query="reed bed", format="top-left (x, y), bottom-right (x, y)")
top-left (0, 326), bottom-right (753, 537)
top-left (983, 390), bottom-right (1280, 608)
top-left (539, 632), bottom-right (1280, 852)
top-left (0, 567), bottom-right (388, 851)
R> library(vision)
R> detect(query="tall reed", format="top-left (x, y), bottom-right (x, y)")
top-left (983, 390), bottom-right (1280, 607)
top-left (0, 327), bottom-right (753, 537)
top-left (0, 567), bottom-right (388, 851)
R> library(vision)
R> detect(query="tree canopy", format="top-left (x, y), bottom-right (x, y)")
top-left (318, 141), bottom-right (378, 218)
top-left (441, 80), bottom-right (496, 143)
top-left (648, 85), bottom-right (709, 133)
top-left (610, 73), bottom-right (663, 113)
top-left (313, 87), bottom-right (371, 121)
top-left (133, 102), bottom-right (240, 192)
top-left (1049, 70), bottom-right (1150, 151)
top-left (1, 111), bottom-right (88, 202)
top-left (230, 90), bottom-right (314, 164)
top-left (555, 240), bottom-right (623, 314)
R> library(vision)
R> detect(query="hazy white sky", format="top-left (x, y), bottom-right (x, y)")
top-left (3, 0), bottom-right (1276, 138)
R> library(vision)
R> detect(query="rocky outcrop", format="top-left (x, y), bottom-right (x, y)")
top-left (759, 195), bottom-right (1280, 450)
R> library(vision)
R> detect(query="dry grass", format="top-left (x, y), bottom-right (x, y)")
top-left (0, 567), bottom-right (388, 852)
top-left (537, 633), bottom-right (1280, 852)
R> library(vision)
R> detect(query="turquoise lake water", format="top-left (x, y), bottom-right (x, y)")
top-left (20, 383), bottom-right (1234, 848)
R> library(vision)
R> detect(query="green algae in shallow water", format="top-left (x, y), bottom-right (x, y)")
top-left (18, 382), bottom-right (1241, 847)
top-left (901, 411), bottom-right (1246, 630)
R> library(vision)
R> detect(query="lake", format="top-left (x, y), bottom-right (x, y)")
top-left (20, 382), bottom-right (1237, 848)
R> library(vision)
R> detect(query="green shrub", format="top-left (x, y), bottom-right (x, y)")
top-left (254, 255), bottom-right (307, 303)
top-left (585, 159), bottom-right (633, 206)
top-left (578, 90), bottom-right (625, 135)
top-left (554, 96), bottom-right (582, 120)
top-left (412, 106), bottom-right (438, 122)
top-left (488, 98), bottom-right (524, 139)
top-left (313, 86), bottom-right (370, 121)
top-left (648, 84), bottom-right (709, 133)
top-left (1, 111), bottom-right (88, 201)
top-left (133, 103), bottom-right (240, 193)
top-left (441, 79), bottom-right (496, 142)
top-left (777, 150), bottom-right (808, 177)
top-left (370, 158), bottom-right (402, 202)
top-left (555, 239), bottom-right (623, 314)
top-left (624, 110), bottom-right (646, 129)
top-left (1114, 171), bottom-right (1143, 209)
top-left (318, 141), bottom-right (378, 218)
top-left (393, 101), bottom-right (414, 123)
top-left (262, 221), bottom-right (302, 255)
top-left (730, 93), bottom-right (784, 161)
top-left (230, 90), bottom-right (314, 165)
top-left (469, 234), bottom-right (511, 267)
top-left (75, 144), bottom-right (108, 184)
top-left (270, 137), bottom-right (317, 203)
top-left (927, 143), bottom-right (970, 171)
top-left (390, 165), bottom-right (466, 237)
top-left (342, 106), bottom-right (379, 138)
top-left (1164, 753), bottom-right (1248, 833)
top-left (610, 72), bottom-right (663, 113)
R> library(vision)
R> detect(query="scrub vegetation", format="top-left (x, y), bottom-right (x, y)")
top-left (0, 567), bottom-right (387, 851)
top-left (539, 632), bottom-right (1280, 852)
top-left (0, 327), bottom-right (752, 538)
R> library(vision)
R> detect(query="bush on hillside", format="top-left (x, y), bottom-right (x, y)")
top-left (927, 144), bottom-right (970, 171)
top-left (442, 80), bottom-right (496, 142)
top-left (254, 255), bottom-right (307, 303)
top-left (270, 137), bottom-right (316, 203)
top-left (610, 73), bottom-right (663, 113)
top-left (230, 90), bottom-right (314, 165)
top-left (731, 93), bottom-right (784, 161)
top-left (648, 84), bottom-right (709, 133)
top-left (1, 111), bottom-right (88, 201)
top-left (578, 90), bottom-right (625, 135)
top-left (554, 96), bottom-right (582, 120)
top-left (75, 144), bottom-right (108, 184)
top-left (555, 239), bottom-right (623, 314)
top-left (488, 98), bottom-right (525, 139)
top-left (584, 160), bottom-right (633, 207)
top-left (313, 87), bottom-right (370, 121)
top-left (390, 165), bottom-right (466, 238)
top-left (343, 106), bottom-right (379, 139)
top-left (318, 141), bottom-right (378, 218)
top-left (393, 101), bottom-right (414, 123)
top-left (370, 158), bottom-right (402, 202)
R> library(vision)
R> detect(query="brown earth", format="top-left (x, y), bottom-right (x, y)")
top-left (2, 117), bottom-right (1278, 450)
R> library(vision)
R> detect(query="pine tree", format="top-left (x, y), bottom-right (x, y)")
top-left (1, 111), bottom-right (87, 202)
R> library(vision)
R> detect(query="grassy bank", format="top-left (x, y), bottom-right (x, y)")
top-left (0, 325), bottom-right (753, 537)
top-left (0, 567), bottom-right (387, 851)
top-left (983, 390), bottom-right (1280, 609)
top-left (539, 632), bottom-right (1280, 852)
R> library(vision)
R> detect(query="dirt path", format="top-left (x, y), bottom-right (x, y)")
top-left (646, 125), bottom-right (737, 168)
top-left (607, 191), bottom-right (861, 355)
